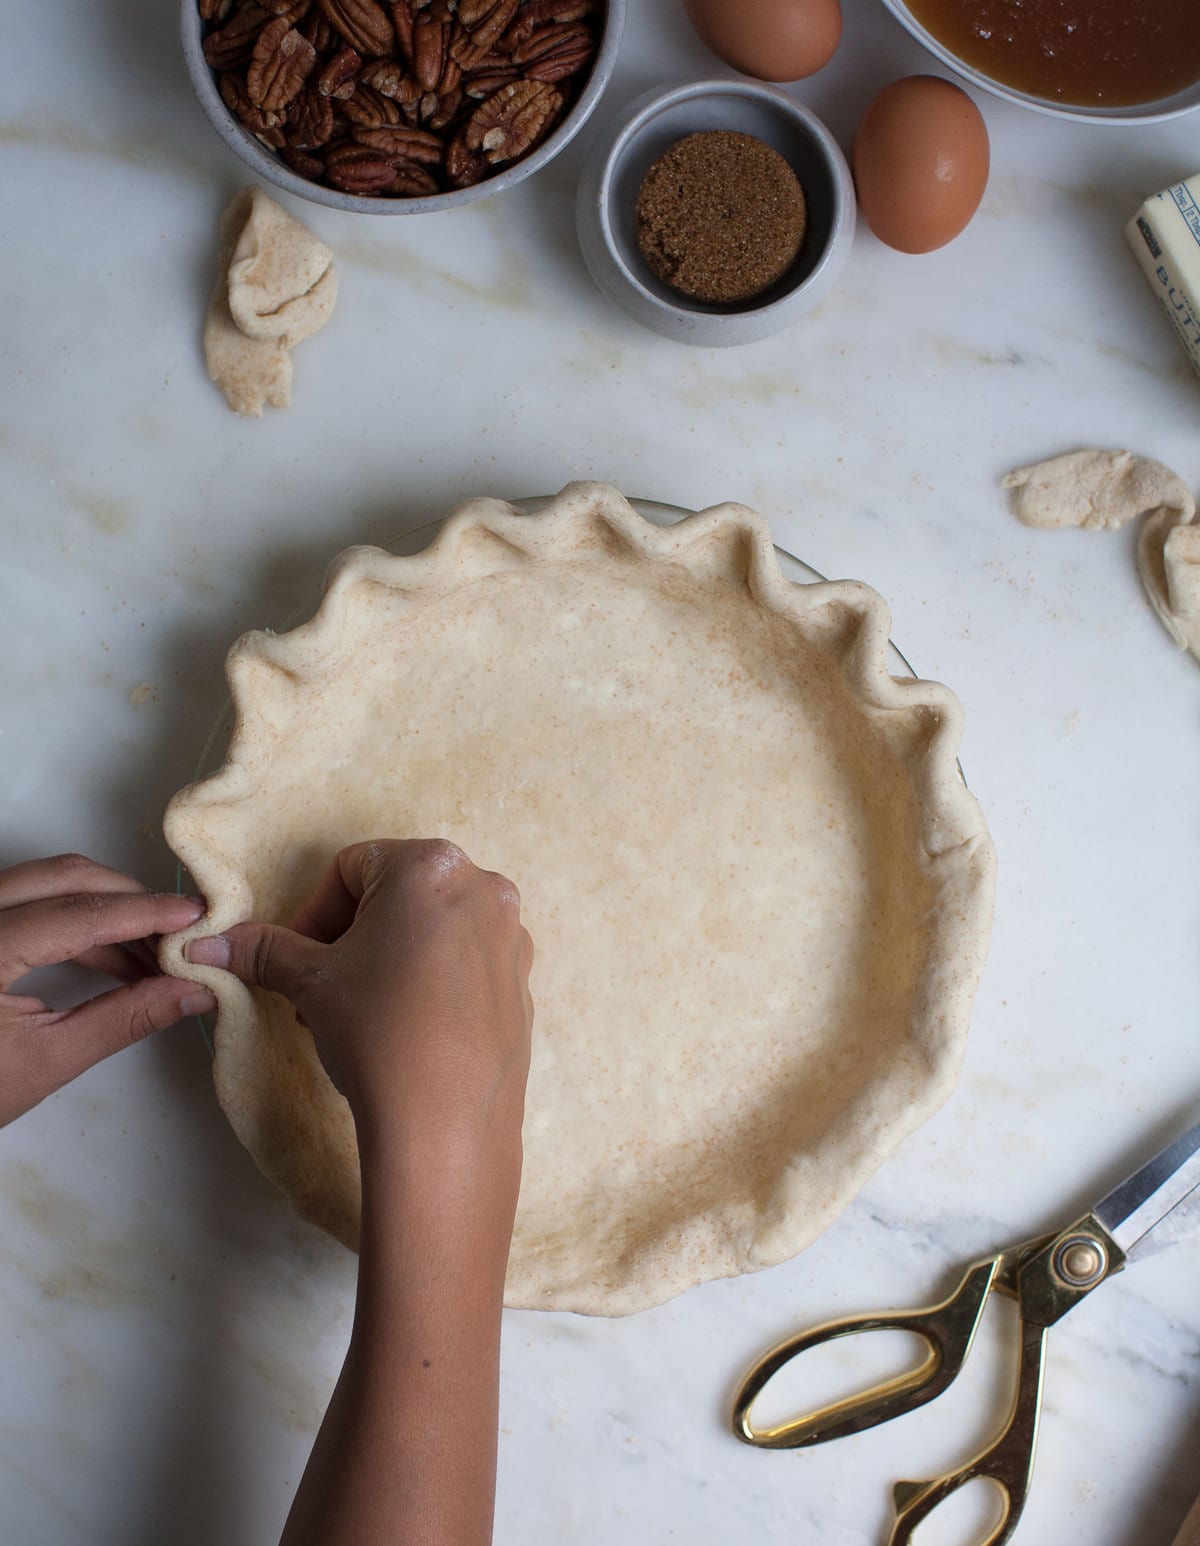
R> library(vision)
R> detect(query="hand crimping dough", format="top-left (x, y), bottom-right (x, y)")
top-left (1003, 449), bottom-right (1200, 663)
top-left (161, 485), bottom-right (995, 1315)
top-left (203, 188), bottom-right (337, 417)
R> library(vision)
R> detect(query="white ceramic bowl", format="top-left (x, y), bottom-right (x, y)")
top-left (877, 0), bottom-right (1200, 125)
top-left (180, 0), bottom-right (625, 215)
top-left (577, 80), bottom-right (855, 346)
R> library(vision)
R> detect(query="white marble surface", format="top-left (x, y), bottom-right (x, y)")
top-left (3, 2), bottom-right (1200, 1543)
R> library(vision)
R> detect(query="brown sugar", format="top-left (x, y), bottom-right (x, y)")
top-left (635, 130), bottom-right (807, 306)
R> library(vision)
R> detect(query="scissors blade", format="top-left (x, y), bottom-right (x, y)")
top-left (1122, 1182), bottom-right (1200, 1262)
top-left (1093, 1116), bottom-right (1200, 1259)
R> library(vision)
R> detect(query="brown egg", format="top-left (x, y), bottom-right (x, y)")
top-left (684, 0), bottom-right (842, 83)
top-left (853, 76), bottom-right (989, 254)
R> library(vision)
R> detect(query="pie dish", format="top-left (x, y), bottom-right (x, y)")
top-left (161, 483), bottom-right (995, 1315)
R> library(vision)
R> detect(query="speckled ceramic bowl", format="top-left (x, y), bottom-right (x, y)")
top-left (180, 0), bottom-right (625, 215)
top-left (576, 80), bottom-right (855, 347)
top-left (877, 0), bottom-right (1200, 124)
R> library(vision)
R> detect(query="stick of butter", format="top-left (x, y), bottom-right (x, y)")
top-left (1126, 173), bottom-right (1200, 385)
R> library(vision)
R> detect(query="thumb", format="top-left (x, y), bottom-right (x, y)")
top-left (184, 921), bottom-right (323, 1002)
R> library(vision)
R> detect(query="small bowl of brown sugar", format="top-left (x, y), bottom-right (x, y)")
top-left (577, 79), bottom-right (854, 345)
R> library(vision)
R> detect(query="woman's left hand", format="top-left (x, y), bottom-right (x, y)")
top-left (0, 853), bottom-right (215, 1128)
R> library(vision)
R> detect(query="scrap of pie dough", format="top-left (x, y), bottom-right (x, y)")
top-left (1002, 449), bottom-right (1200, 663)
top-left (1001, 448), bottom-right (1189, 531)
top-left (161, 485), bottom-right (996, 1316)
top-left (226, 188), bottom-right (337, 344)
top-left (202, 188), bottom-right (337, 417)
top-left (1140, 507), bottom-right (1200, 658)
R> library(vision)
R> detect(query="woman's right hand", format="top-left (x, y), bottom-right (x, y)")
top-left (187, 841), bottom-right (535, 1546)
top-left (184, 839), bottom-right (534, 1172)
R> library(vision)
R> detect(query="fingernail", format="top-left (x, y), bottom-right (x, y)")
top-left (180, 989), bottom-right (218, 1017)
top-left (185, 935), bottom-right (230, 968)
top-left (163, 893), bottom-right (205, 915)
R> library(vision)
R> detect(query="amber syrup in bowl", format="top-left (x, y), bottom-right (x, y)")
top-left (904, 0), bottom-right (1200, 107)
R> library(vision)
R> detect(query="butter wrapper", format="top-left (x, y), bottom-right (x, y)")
top-left (1126, 174), bottom-right (1200, 386)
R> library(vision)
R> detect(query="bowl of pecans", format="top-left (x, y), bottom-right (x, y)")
top-left (181, 0), bottom-right (625, 213)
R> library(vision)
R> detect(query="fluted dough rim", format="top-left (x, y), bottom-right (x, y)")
top-left (161, 482), bottom-right (996, 1315)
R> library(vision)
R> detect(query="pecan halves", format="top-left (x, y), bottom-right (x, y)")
top-left (341, 83), bottom-right (404, 126)
top-left (445, 133), bottom-right (488, 187)
top-left (425, 85), bottom-right (461, 130)
top-left (282, 145), bottom-right (327, 178)
top-left (354, 123), bottom-right (443, 162)
top-left (203, 4), bottom-right (271, 69)
top-left (390, 0), bottom-right (416, 61)
top-left (199, 0), bottom-right (597, 198)
top-left (361, 58), bottom-right (406, 96)
top-left (451, 0), bottom-right (518, 69)
top-left (412, 2), bottom-right (453, 92)
top-left (464, 78), bottom-right (561, 165)
top-left (301, 9), bottom-right (336, 49)
top-left (389, 163), bottom-right (440, 195)
top-left (317, 44), bottom-right (362, 96)
top-left (220, 70), bottom-right (288, 145)
top-left (463, 56), bottom-right (519, 98)
top-left (317, 0), bottom-right (394, 56)
top-left (289, 85), bottom-right (336, 145)
top-left (501, 0), bottom-right (593, 50)
top-left (324, 140), bottom-right (398, 191)
top-left (512, 21), bottom-right (591, 83)
top-left (247, 19), bottom-right (317, 112)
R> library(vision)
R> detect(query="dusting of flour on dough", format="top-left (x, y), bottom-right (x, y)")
top-left (202, 188), bottom-right (337, 417)
top-left (1002, 449), bottom-right (1200, 665)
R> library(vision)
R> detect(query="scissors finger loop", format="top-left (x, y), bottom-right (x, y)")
top-left (733, 1256), bottom-right (1002, 1450)
top-left (889, 1317), bottom-right (1048, 1546)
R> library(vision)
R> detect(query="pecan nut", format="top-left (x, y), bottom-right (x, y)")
top-left (390, 0), bottom-right (416, 61)
top-left (464, 79), bottom-right (561, 165)
top-left (500, 0), bottom-right (593, 50)
top-left (354, 124), bottom-right (444, 163)
top-left (451, 0), bottom-right (518, 69)
top-left (316, 44), bottom-right (362, 96)
top-left (389, 163), bottom-right (440, 195)
top-left (360, 58), bottom-right (406, 97)
top-left (203, 4), bottom-right (271, 69)
top-left (317, 0), bottom-right (394, 56)
top-left (282, 145), bottom-right (327, 178)
top-left (290, 85), bottom-right (336, 145)
top-left (445, 133), bottom-right (488, 187)
top-left (425, 85), bottom-right (461, 130)
top-left (341, 83), bottom-right (404, 126)
top-left (412, 1), bottom-right (453, 91)
top-left (220, 70), bottom-right (288, 145)
top-left (301, 9), bottom-right (336, 49)
top-left (324, 140), bottom-right (398, 191)
top-left (511, 20), bottom-right (591, 83)
top-left (247, 18), bottom-right (318, 112)
top-left (462, 54), bottom-right (519, 97)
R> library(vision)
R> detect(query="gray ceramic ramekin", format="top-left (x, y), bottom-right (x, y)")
top-left (180, 0), bottom-right (625, 215)
top-left (576, 79), bottom-right (855, 346)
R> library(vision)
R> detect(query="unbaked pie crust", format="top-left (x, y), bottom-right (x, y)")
top-left (162, 483), bottom-right (995, 1315)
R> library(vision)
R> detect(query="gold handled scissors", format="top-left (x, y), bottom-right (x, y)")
top-left (732, 1114), bottom-right (1200, 1545)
